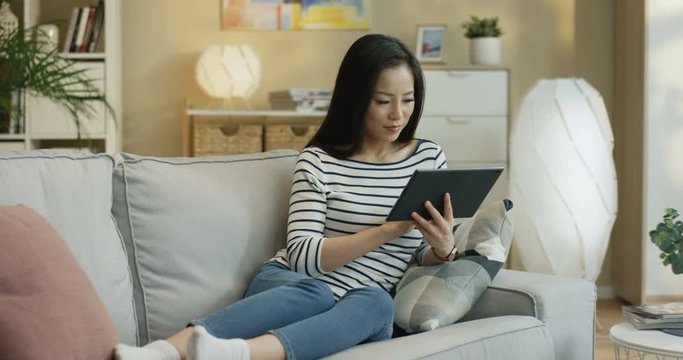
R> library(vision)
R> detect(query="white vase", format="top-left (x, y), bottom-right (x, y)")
top-left (469, 37), bottom-right (501, 66)
top-left (0, 2), bottom-right (19, 33)
top-left (37, 24), bottom-right (59, 52)
top-left (509, 78), bottom-right (618, 282)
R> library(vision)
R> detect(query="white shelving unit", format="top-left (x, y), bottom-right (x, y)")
top-left (0, 0), bottom-right (121, 153)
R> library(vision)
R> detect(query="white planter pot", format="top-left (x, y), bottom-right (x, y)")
top-left (469, 37), bottom-right (501, 66)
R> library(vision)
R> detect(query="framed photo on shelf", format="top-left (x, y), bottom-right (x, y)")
top-left (415, 25), bottom-right (446, 63)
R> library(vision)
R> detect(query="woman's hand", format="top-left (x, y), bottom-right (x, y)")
top-left (381, 220), bottom-right (416, 239)
top-left (411, 193), bottom-right (457, 258)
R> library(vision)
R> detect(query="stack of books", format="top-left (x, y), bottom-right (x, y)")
top-left (622, 302), bottom-right (683, 333)
top-left (269, 89), bottom-right (331, 112)
top-left (63, 0), bottom-right (105, 53)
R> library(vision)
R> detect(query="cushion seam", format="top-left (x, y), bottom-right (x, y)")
top-left (121, 163), bottom-right (151, 345)
top-left (0, 153), bottom-right (116, 162)
top-left (121, 153), bottom-right (296, 165)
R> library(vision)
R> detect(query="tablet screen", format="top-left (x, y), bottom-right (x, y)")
top-left (386, 167), bottom-right (503, 221)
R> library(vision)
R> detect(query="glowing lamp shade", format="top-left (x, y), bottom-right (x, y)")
top-left (195, 45), bottom-right (261, 105)
top-left (509, 78), bottom-right (617, 282)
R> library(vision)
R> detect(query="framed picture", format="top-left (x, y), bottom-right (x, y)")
top-left (415, 25), bottom-right (446, 63)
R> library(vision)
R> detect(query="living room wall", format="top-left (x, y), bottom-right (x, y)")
top-left (121, 0), bottom-right (615, 287)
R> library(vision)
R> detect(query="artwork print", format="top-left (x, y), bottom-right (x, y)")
top-left (221, 0), bottom-right (370, 30)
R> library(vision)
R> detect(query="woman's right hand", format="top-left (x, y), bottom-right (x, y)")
top-left (382, 220), bottom-right (416, 239)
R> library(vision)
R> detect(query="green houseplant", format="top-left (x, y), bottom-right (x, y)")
top-left (649, 208), bottom-right (683, 274)
top-left (461, 15), bottom-right (503, 66)
top-left (462, 16), bottom-right (503, 39)
top-left (0, 18), bottom-right (112, 140)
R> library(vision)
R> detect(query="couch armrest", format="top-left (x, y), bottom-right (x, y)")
top-left (460, 269), bottom-right (596, 360)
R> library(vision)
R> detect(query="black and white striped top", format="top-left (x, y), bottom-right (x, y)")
top-left (272, 139), bottom-right (447, 299)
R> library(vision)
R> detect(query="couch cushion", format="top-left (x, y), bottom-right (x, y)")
top-left (325, 315), bottom-right (555, 360)
top-left (0, 205), bottom-right (118, 359)
top-left (111, 150), bottom-right (298, 343)
top-left (0, 150), bottom-right (137, 345)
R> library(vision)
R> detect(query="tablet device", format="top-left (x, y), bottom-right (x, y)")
top-left (386, 167), bottom-right (504, 221)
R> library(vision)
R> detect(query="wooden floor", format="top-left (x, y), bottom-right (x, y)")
top-left (595, 298), bottom-right (628, 360)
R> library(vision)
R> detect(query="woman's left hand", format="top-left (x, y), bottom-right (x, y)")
top-left (411, 193), bottom-right (457, 257)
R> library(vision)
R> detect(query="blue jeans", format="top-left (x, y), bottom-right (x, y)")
top-left (192, 262), bottom-right (394, 360)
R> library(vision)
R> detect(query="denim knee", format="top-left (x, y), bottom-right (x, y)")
top-left (356, 287), bottom-right (394, 341)
top-left (295, 278), bottom-right (335, 313)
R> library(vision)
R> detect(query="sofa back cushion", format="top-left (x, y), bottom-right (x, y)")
top-left (112, 151), bottom-right (297, 343)
top-left (0, 151), bottom-right (138, 345)
top-left (0, 205), bottom-right (119, 359)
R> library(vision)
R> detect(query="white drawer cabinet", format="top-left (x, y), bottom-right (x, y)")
top-left (417, 116), bottom-right (507, 165)
top-left (417, 69), bottom-right (509, 201)
top-left (417, 69), bottom-right (509, 167)
top-left (422, 70), bottom-right (507, 117)
top-left (26, 62), bottom-right (107, 139)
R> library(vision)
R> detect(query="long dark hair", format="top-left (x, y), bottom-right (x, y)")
top-left (306, 34), bottom-right (425, 159)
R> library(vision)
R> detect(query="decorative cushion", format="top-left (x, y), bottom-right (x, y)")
top-left (0, 205), bottom-right (118, 359)
top-left (111, 151), bottom-right (298, 343)
top-left (394, 200), bottom-right (513, 333)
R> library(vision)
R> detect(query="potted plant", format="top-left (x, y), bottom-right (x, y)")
top-left (461, 15), bottom-right (503, 66)
top-left (649, 208), bottom-right (683, 274)
top-left (0, 14), bottom-right (111, 141)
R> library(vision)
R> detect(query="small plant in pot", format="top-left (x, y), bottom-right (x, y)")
top-left (462, 15), bottom-right (503, 66)
top-left (649, 208), bottom-right (683, 274)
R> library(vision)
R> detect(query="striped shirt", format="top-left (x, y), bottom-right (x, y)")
top-left (272, 139), bottom-right (447, 299)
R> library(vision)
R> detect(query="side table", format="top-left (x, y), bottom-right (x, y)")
top-left (610, 322), bottom-right (683, 359)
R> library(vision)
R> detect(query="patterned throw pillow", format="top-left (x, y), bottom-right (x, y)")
top-left (394, 200), bottom-right (513, 333)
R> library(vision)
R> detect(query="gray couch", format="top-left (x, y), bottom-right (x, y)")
top-left (0, 150), bottom-right (596, 360)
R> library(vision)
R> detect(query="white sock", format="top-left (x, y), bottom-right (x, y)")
top-left (115, 340), bottom-right (180, 360)
top-left (187, 325), bottom-right (250, 360)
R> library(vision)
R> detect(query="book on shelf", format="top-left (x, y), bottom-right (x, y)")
top-left (63, 1), bottom-right (105, 53)
top-left (79, 6), bottom-right (97, 53)
top-left (269, 89), bottom-right (332, 101)
top-left (62, 7), bottom-right (79, 53)
top-left (73, 6), bottom-right (90, 52)
top-left (88, 0), bottom-right (105, 53)
top-left (269, 98), bottom-right (330, 112)
top-left (268, 88), bottom-right (331, 112)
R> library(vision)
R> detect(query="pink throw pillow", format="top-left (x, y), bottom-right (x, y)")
top-left (0, 205), bottom-right (118, 359)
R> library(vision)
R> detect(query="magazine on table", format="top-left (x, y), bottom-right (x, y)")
top-left (622, 303), bottom-right (683, 330)
top-left (624, 302), bottom-right (683, 319)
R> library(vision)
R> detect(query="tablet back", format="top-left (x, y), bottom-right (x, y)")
top-left (386, 167), bottom-right (504, 221)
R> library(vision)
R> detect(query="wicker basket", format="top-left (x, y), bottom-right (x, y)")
top-left (193, 121), bottom-right (263, 156)
top-left (265, 124), bottom-right (319, 152)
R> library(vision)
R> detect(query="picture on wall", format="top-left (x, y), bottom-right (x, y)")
top-left (416, 25), bottom-right (446, 63)
top-left (221, 0), bottom-right (370, 30)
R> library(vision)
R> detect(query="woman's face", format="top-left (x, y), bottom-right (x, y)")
top-left (363, 63), bottom-right (415, 145)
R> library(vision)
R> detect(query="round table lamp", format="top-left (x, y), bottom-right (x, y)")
top-left (195, 45), bottom-right (261, 109)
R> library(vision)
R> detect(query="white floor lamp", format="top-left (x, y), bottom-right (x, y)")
top-left (509, 78), bottom-right (618, 283)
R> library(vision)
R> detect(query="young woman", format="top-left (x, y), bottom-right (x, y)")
top-left (116, 33), bottom-right (457, 360)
